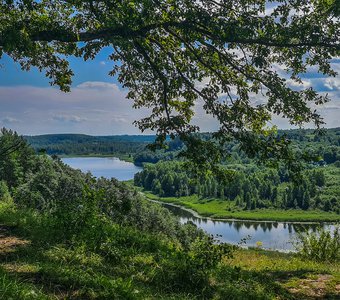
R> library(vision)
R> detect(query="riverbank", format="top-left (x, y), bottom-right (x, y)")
top-left (59, 153), bottom-right (134, 163)
top-left (142, 191), bottom-right (340, 222)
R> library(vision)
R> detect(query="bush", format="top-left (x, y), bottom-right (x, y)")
top-left (0, 180), bottom-right (13, 205)
top-left (154, 235), bottom-right (234, 294)
top-left (294, 226), bottom-right (340, 262)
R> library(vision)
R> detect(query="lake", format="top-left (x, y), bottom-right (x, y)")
top-left (160, 202), bottom-right (337, 252)
top-left (61, 157), bottom-right (142, 181)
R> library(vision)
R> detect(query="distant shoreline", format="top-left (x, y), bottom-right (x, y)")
top-left (142, 191), bottom-right (340, 223)
top-left (147, 198), bottom-right (337, 224)
top-left (58, 153), bottom-right (134, 163)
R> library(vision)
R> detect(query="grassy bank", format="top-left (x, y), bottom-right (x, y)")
top-left (143, 191), bottom-right (340, 222)
top-left (0, 202), bottom-right (339, 299)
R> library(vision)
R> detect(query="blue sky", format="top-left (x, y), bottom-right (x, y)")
top-left (0, 48), bottom-right (116, 87)
top-left (0, 49), bottom-right (339, 135)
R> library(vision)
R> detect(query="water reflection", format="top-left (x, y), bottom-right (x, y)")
top-left (62, 157), bottom-right (142, 181)
top-left (161, 203), bottom-right (335, 251)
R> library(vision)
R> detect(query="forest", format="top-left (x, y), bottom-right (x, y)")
top-left (133, 128), bottom-right (340, 166)
top-left (1, 128), bottom-right (339, 299)
top-left (25, 134), bottom-right (156, 156)
top-left (135, 161), bottom-right (338, 212)
top-left (133, 128), bottom-right (340, 220)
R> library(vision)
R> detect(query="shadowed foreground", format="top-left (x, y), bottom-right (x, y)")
top-left (0, 203), bottom-right (339, 300)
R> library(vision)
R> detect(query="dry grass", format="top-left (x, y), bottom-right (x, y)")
top-left (0, 225), bottom-right (30, 255)
top-left (225, 249), bottom-right (340, 299)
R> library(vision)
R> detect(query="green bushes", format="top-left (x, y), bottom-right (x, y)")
top-left (149, 235), bottom-right (234, 295)
top-left (295, 226), bottom-right (340, 262)
top-left (0, 180), bottom-right (12, 203)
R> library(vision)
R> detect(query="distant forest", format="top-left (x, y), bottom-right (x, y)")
top-left (133, 128), bottom-right (340, 166)
top-left (25, 134), bottom-right (157, 156)
top-left (25, 128), bottom-right (340, 164)
top-left (133, 128), bottom-right (340, 214)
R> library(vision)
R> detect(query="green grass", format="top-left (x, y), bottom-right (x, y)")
top-left (221, 248), bottom-right (340, 299)
top-left (142, 191), bottom-right (340, 222)
top-left (0, 203), bottom-right (193, 299)
top-left (0, 202), bottom-right (339, 299)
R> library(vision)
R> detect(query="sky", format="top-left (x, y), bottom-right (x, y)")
top-left (0, 47), bottom-right (339, 136)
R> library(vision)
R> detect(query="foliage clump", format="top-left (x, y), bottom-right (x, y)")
top-left (295, 226), bottom-right (340, 262)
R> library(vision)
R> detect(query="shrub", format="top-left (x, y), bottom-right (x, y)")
top-left (154, 235), bottom-right (234, 294)
top-left (333, 160), bottom-right (340, 168)
top-left (294, 226), bottom-right (339, 262)
top-left (0, 180), bottom-right (14, 206)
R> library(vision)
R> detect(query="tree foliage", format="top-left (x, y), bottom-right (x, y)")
top-left (1, 0), bottom-right (339, 169)
top-left (134, 160), bottom-right (340, 212)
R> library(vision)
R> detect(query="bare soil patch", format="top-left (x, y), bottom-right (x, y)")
top-left (287, 274), bottom-right (339, 299)
top-left (0, 225), bottom-right (29, 254)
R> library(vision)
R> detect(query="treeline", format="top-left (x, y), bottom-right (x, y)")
top-left (278, 128), bottom-right (340, 146)
top-left (24, 129), bottom-right (340, 167)
top-left (134, 161), bottom-right (339, 213)
top-left (133, 128), bottom-right (340, 166)
top-left (133, 137), bottom-right (183, 166)
top-left (25, 133), bottom-right (156, 156)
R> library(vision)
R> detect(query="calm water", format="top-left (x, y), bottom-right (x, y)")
top-left (161, 203), bottom-right (337, 251)
top-left (61, 157), bottom-right (336, 251)
top-left (62, 157), bottom-right (142, 181)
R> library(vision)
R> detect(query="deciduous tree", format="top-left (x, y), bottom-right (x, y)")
top-left (1, 0), bottom-right (339, 173)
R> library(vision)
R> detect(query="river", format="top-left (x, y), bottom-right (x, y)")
top-left (160, 202), bottom-right (337, 251)
top-left (62, 157), bottom-right (337, 251)
top-left (61, 157), bottom-right (142, 181)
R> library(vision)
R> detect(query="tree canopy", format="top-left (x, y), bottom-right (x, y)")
top-left (1, 0), bottom-right (339, 173)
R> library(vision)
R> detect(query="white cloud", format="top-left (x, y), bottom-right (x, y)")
top-left (0, 62), bottom-right (339, 137)
top-left (0, 82), bottom-right (149, 135)
top-left (1, 116), bottom-right (20, 124)
top-left (111, 115), bottom-right (129, 123)
top-left (286, 78), bottom-right (312, 89)
top-left (191, 98), bottom-right (219, 132)
top-left (76, 81), bottom-right (120, 91)
top-left (52, 114), bottom-right (87, 123)
top-left (324, 78), bottom-right (340, 90)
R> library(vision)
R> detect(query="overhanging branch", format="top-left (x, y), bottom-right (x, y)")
top-left (1, 19), bottom-right (339, 50)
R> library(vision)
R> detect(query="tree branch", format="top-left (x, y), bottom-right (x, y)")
top-left (1, 19), bottom-right (339, 50)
